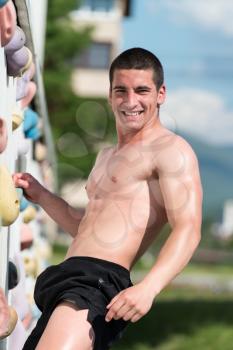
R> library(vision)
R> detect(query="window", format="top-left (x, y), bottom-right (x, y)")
top-left (74, 42), bottom-right (112, 69)
top-left (79, 0), bottom-right (115, 13)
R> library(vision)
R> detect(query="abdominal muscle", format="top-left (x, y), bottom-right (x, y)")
top-left (65, 147), bottom-right (167, 269)
top-left (65, 194), bottom-right (166, 270)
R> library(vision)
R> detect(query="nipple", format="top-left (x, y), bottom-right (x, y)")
top-left (111, 176), bottom-right (117, 183)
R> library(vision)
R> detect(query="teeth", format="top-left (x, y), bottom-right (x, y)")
top-left (124, 111), bottom-right (142, 116)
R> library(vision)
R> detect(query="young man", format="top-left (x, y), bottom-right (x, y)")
top-left (14, 48), bottom-right (202, 350)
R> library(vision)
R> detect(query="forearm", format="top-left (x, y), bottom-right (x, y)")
top-left (39, 188), bottom-right (84, 237)
top-left (141, 225), bottom-right (201, 297)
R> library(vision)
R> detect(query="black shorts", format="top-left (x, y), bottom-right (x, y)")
top-left (23, 256), bottom-right (133, 350)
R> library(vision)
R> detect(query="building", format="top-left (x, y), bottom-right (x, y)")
top-left (70, 0), bottom-right (131, 97)
top-left (212, 199), bottom-right (233, 239)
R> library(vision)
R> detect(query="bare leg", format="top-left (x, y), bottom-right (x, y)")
top-left (36, 301), bottom-right (95, 350)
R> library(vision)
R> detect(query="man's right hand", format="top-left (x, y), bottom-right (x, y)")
top-left (13, 172), bottom-right (46, 204)
top-left (13, 172), bottom-right (83, 237)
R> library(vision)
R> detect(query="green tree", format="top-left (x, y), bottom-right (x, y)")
top-left (44, 0), bottom-right (116, 186)
top-left (44, 0), bottom-right (92, 129)
top-left (44, 0), bottom-right (93, 184)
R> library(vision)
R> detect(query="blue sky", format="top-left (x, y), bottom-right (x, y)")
top-left (122, 0), bottom-right (233, 146)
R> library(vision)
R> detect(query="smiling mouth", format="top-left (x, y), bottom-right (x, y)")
top-left (122, 111), bottom-right (144, 117)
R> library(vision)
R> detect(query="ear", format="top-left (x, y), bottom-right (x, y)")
top-left (157, 84), bottom-right (166, 106)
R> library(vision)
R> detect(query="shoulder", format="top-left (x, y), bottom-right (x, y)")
top-left (154, 132), bottom-right (199, 175)
top-left (173, 134), bottom-right (198, 161)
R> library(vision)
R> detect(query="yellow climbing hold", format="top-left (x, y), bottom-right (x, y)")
top-left (23, 205), bottom-right (37, 224)
top-left (12, 108), bottom-right (24, 131)
top-left (0, 165), bottom-right (20, 226)
top-left (0, 307), bottom-right (18, 340)
top-left (22, 250), bottom-right (39, 278)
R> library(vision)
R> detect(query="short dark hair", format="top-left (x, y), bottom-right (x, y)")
top-left (109, 47), bottom-right (164, 90)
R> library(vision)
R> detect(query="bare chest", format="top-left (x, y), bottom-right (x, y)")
top-left (86, 147), bottom-right (155, 200)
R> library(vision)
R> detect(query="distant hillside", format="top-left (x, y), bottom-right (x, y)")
top-left (180, 132), bottom-right (233, 220)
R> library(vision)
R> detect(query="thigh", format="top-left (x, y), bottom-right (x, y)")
top-left (36, 301), bottom-right (95, 350)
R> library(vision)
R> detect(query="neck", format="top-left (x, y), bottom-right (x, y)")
top-left (116, 116), bottom-right (163, 149)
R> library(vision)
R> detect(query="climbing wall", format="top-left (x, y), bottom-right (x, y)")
top-left (0, 1), bottom-right (56, 349)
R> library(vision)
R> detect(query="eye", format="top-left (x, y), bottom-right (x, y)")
top-left (114, 89), bottom-right (126, 96)
top-left (115, 89), bottom-right (125, 93)
top-left (136, 89), bottom-right (150, 95)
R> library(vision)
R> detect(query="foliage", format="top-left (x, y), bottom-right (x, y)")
top-left (44, 0), bottom-right (112, 186)
top-left (45, 0), bottom-right (92, 75)
top-left (112, 286), bottom-right (233, 350)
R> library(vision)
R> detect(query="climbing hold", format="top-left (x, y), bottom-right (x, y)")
top-left (20, 223), bottom-right (33, 250)
top-left (0, 118), bottom-right (8, 153)
top-left (0, 165), bottom-right (20, 226)
top-left (16, 188), bottom-right (30, 212)
top-left (17, 139), bottom-right (30, 156)
top-left (23, 108), bottom-right (39, 132)
top-left (0, 1), bottom-right (16, 47)
top-left (12, 108), bottom-right (24, 131)
top-left (26, 61), bottom-right (36, 80)
top-left (20, 196), bottom-right (29, 212)
top-left (35, 236), bottom-right (52, 261)
top-left (22, 205), bottom-right (37, 224)
top-left (25, 126), bottom-right (41, 140)
top-left (16, 62), bottom-right (36, 101)
top-left (16, 75), bottom-right (29, 101)
top-left (20, 81), bottom-right (37, 109)
top-left (4, 25), bottom-right (25, 53)
top-left (35, 142), bottom-right (47, 162)
top-left (22, 250), bottom-right (38, 278)
top-left (0, 1), bottom-right (9, 8)
top-left (0, 306), bottom-right (18, 340)
top-left (6, 46), bottom-right (33, 77)
top-left (23, 108), bottom-right (41, 140)
top-left (8, 261), bottom-right (19, 290)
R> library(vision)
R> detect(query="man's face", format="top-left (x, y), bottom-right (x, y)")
top-left (109, 69), bottom-right (166, 132)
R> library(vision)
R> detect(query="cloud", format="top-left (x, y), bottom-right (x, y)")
top-left (161, 88), bottom-right (233, 145)
top-left (152, 0), bottom-right (233, 37)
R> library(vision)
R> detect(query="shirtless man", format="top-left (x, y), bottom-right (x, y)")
top-left (13, 47), bottom-right (202, 350)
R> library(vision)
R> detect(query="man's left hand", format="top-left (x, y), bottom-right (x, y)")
top-left (105, 282), bottom-right (154, 323)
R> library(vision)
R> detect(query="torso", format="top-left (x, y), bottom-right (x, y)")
top-left (65, 132), bottom-right (175, 270)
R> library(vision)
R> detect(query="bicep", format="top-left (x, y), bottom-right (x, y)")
top-left (158, 147), bottom-right (202, 230)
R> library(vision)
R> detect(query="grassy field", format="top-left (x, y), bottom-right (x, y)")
top-left (112, 286), bottom-right (233, 350)
top-left (50, 245), bottom-right (233, 350)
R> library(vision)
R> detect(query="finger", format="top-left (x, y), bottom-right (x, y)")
top-left (105, 298), bottom-right (126, 322)
top-left (22, 173), bottom-right (33, 181)
top-left (12, 173), bottom-right (22, 182)
top-left (106, 291), bottom-right (123, 309)
top-left (14, 173), bottom-right (32, 185)
top-left (13, 173), bottom-right (26, 184)
top-left (131, 313), bottom-right (142, 323)
top-left (112, 303), bottom-right (133, 320)
top-left (123, 310), bottom-right (138, 322)
top-left (105, 302), bottom-right (125, 322)
top-left (13, 172), bottom-right (32, 180)
top-left (13, 173), bottom-right (26, 180)
top-left (14, 179), bottom-right (30, 189)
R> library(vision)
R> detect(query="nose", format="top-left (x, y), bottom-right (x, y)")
top-left (124, 90), bottom-right (138, 109)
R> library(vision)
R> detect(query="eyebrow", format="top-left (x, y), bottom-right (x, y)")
top-left (113, 85), bottom-right (126, 90)
top-left (136, 86), bottom-right (151, 90)
top-left (113, 85), bottom-right (152, 90)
